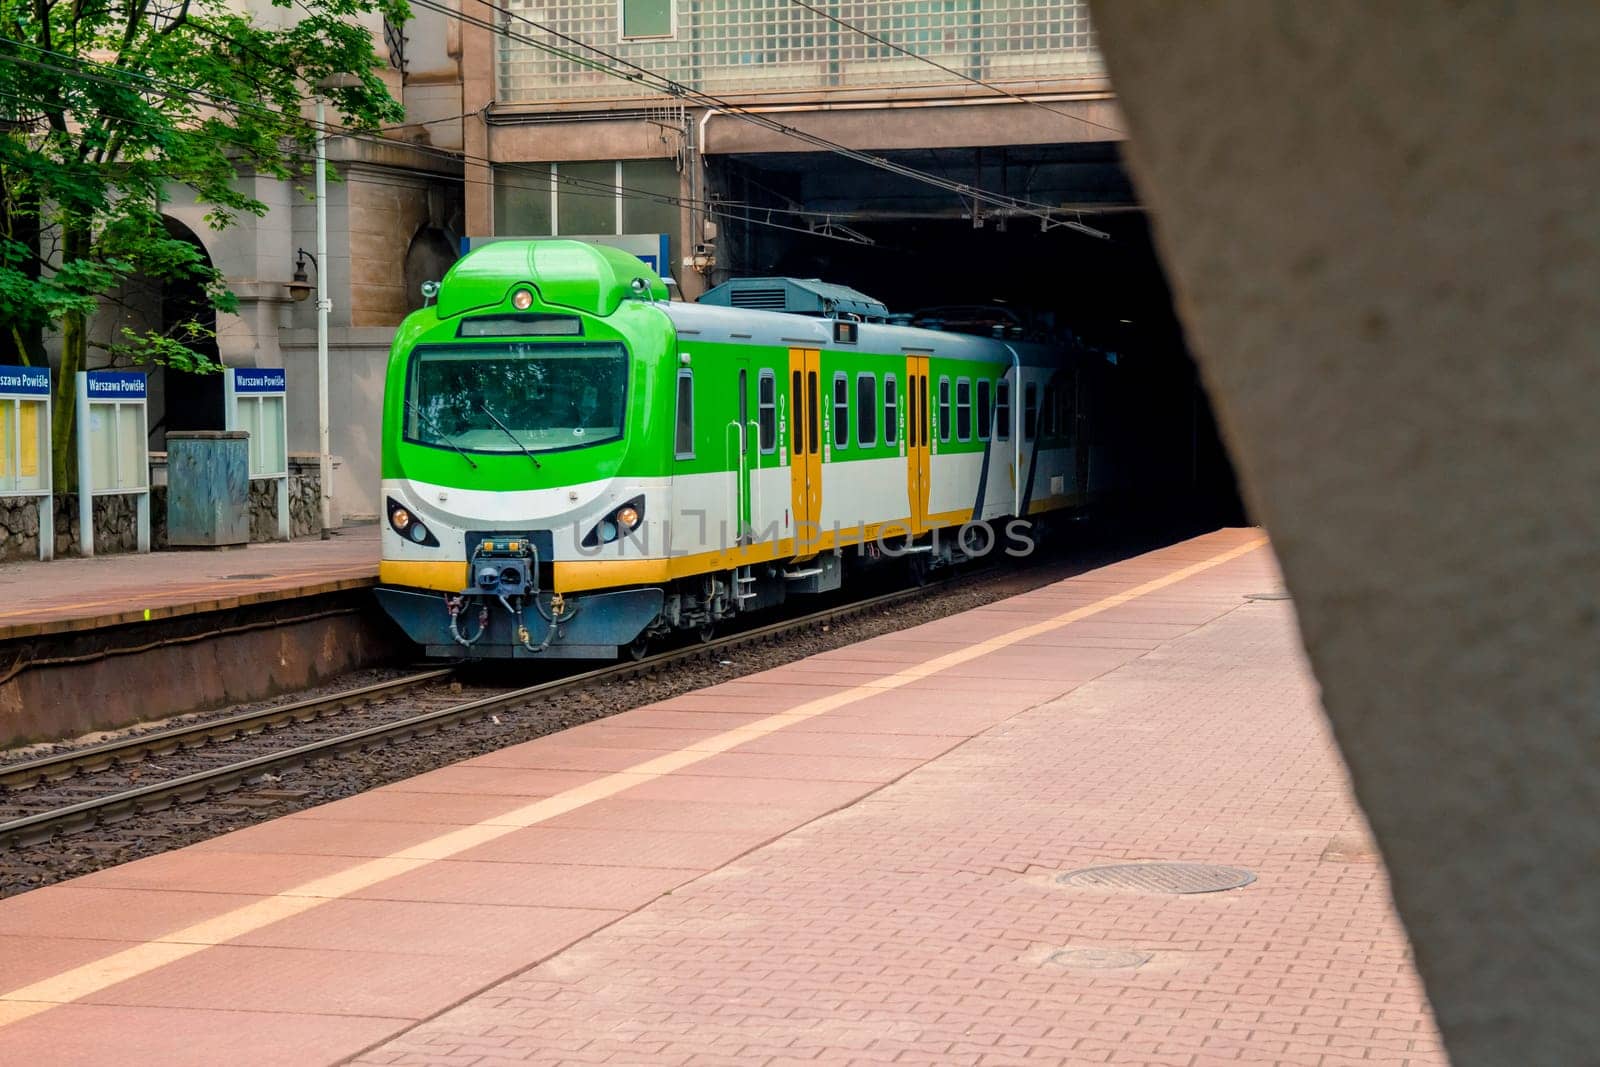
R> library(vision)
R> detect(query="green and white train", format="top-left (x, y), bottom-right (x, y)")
top-left (376, 239), bottom-right (1117, 659)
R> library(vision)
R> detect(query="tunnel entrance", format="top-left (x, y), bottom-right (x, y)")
top-left (704, 143), bottom-right (1244, 527)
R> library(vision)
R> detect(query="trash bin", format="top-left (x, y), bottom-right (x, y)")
top-left (166, 430), bottom-right (250, 547)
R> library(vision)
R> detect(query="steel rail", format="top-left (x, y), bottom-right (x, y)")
top-left (0, 669), bottom-right (457, 793)
top-left (0, 584), bottom-right (931, 850)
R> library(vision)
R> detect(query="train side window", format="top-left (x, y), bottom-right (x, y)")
top-left (832, 372), bottom-right (849, 449)
top-left (884, 375), bottom-right (898, 446)
top-left (996, 379), bottom-right (1011, 441)
top-left (956, 378), bottom-right (972, 441)
top-left (938, 376), bottom-right (951, 442)
top-left (906, 376), bottom-right (917, 450)
top-left (675, 369), bottom-right (695, 459)
top-left (807, 371), bottom-right (819, 454)
top-left (791, 370), bottom-right (803, 456)
top-left (977, 379), bottom-right (992, 441)
top-left (856, 373), bottom-right (876, 447)
top-left (758, 371), bottom-right (777, 454)
top-left (1041, 385), bottom-right (1056, 437)
top-left (1024, 381), bottom-right (1038, 441)
top-left (738, 369), bottom-right (749, 456)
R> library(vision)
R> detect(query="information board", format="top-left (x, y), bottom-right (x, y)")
top-left (225, 367), bottom-right (289, 539)
top-left (76, 370), bottom-right (150, 556)
top-left (0, 366), bottom-right (53, 560)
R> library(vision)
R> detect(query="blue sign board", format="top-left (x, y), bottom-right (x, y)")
top-left (233, 368), bottom-right (287, 394)
top-left (86, 370), bottom-right (148, 399)
top-left (0, 366), bottom-right (50, 397)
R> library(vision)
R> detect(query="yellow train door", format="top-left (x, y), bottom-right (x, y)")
top-left (905, 355), bottom-right (931, 534)
top-left (788, 348), bottom-right (823, 553)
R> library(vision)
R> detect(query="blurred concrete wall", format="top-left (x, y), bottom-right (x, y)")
top-left (1090, 3), bottom-right (1599, 1063)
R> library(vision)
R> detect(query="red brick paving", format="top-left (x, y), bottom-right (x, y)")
top-left (345, 534), bottom-right (1445, 1067)
top-left (0, 529), bottom-right (1446, 1065)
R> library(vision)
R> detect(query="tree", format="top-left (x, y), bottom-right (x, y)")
top-left (0, 0), bottom-right (406, 485)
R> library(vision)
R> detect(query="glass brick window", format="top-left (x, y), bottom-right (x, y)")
top-left (499, 0), bottom-right (1103, 104)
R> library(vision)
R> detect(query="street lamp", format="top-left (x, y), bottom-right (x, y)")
top-left (286, 249), bottom-right (315, 302)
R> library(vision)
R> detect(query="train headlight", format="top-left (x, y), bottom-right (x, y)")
top-left (386, 497), bottom-right (440, 548)
top-left (580, 495), bottom-right (647, 549)
top-left (512, 288), bottom-right (534, 310)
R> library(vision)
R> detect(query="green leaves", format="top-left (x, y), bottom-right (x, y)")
top-left (1, 0), bottom-right (403, 365)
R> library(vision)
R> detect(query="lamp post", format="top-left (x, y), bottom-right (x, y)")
top-left (309, 75), bottom-right (362, 539)
top-left (314, 96), bottom-right (332, 539)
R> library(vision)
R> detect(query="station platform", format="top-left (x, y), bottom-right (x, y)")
top-left (0, 528), bottom-right (1446, 1066)
top-left (0, 526), bottom-right (378, 641)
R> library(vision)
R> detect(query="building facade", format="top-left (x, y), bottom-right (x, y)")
top-left (462, 0), bottom-right (1123, 301)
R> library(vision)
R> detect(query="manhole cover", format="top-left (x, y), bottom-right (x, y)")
top-left (1056, 862), bottom-right (1257, 894)
top-left (1045, 947), bottom-right (1152, 970)
top-left (1245, 590), bottom-right (1291, 601)
top-left (223, 573), bottom-right (277, 580)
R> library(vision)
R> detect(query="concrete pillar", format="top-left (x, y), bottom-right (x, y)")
top-left (1089, 3), bottom-right (1600, 1062)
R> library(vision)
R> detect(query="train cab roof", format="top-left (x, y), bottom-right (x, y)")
top-left (435, 239), bottom-right (669, 320)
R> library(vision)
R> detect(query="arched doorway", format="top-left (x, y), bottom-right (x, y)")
top-left (147, 216), bottom-right (222, 450)
top-left (404, 225), bottom-right (458, 312)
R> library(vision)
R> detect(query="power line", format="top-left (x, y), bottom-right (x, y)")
top-left (783, 0), bottom-right (1125, 138)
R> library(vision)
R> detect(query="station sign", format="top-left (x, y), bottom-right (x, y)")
top-left (76, 370), bottom-right (151, 556)
top-left (232, 368), bottom-right (287, 395)
top-left (0, 366), bottom-right (50, 396)
top-left (0, 365), bottom-right (53, 559)
top-left (224, 367), bottom-right (290, 539)
top-left (85, 371), bottom-right (148, 400)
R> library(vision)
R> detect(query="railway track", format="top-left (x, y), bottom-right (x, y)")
top-left (0, 582), bottom-right (937, 851)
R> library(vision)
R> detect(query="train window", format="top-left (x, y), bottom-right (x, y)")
top-left (758, 371), bottom-right (777, 454)
top-left (856, 373), bottom-right (876, 447)
top-left (738, 370), bottom-right (749, 456)
top-left (807, 371), bottom-right (819, 455)
top-left (1041, 385), bottom-right (1056, 437)
top-left (832, 372), bottom-right (849, 449)
top-left (996, 379), bottom-right (1011, 441)
top-left (675, 369), bottom-right (694, 459)
top-left (791, 370), bottom-right (803, 456)
top-left (906, 377), bottom-right (917, 451)
top-left (938, 377), bottom-right (951, 442)
top-left (1058, 377), bottom-right (1075, 439)
top-left (884, 375), bottom-right (898, 446)
top-left (977, 379), bottom-right (992, 441)
top-left (1024, 381), bottom-right (1038, 441)
top-left (956, 378), bottom-right (972, 441)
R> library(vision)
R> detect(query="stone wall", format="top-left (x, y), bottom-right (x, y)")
top-left (0, 453), bottom-right (327, 561)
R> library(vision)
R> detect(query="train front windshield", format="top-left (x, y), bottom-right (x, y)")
top-left (404, 342), bottom-right (628, 454)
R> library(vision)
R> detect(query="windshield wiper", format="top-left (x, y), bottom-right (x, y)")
top-left (479, 401), bottom-right (543, 469)
top-left (405, 400), bottom-right (479, 469)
